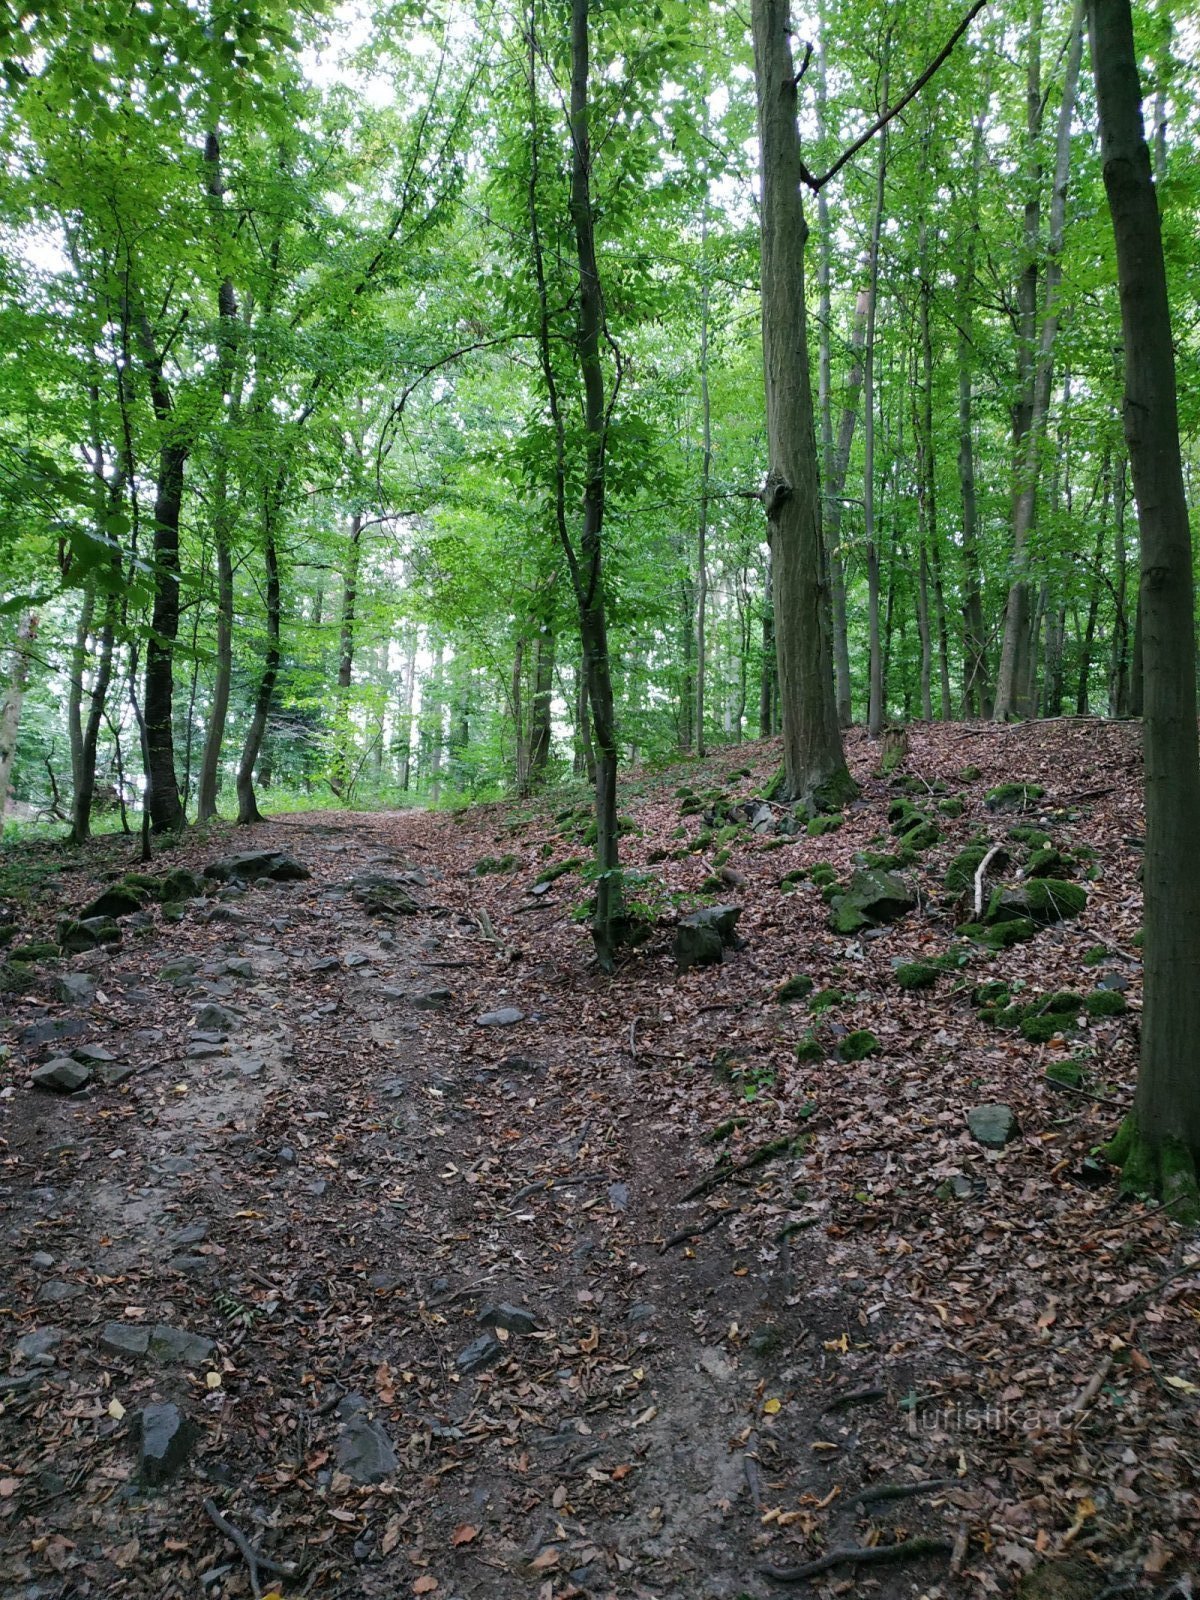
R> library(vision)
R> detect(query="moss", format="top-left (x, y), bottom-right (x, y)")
top-left (674, 786), bottom-right (695, 800)
top-left (958, 764), bottom-right (981, 782)
top-left (1022, 878), bottom-right (1087, 921)
top-left (0, 960), bottom-right (35, 995)
top-left (1132, 927), bottom-right (1144, 948)
top-left (811, 768), bottom-right (860, 813)
top-left (475, 853), bottom-right (517, 876)
top-left (959, 916), bottom-right (1038, 948)
top-left (862, 847), bottom-right (913, 871)
top-left (895, 961), bottom-right (940, 990)
top-left (985, 781), bottom-right (1045, 810)
top-left (647, 847), bottom-right (669, 864)
top-left (993, 1003), bottom-right (1025, 1029)
top-left (534, 856), bottom-right (583, 887)
top-left (8, 941), bottom-right (60, 962)
top-left (1008, 824), bottom-right (1054, 846)
top-left (1103, 1117), bottom-right (1200, 1223)
top-left (680, 799), bottom-right (705, 816)
top-left (904, 820), bottom-right (941, 851)
top-left (690, 829), bottom-right (714, 852)
top-left (1082, 945), bottom-right (1108, 966)
top-left (779, 869), bottom-right (807, 893)
top-left (973, 980), bottom-right (1010, 1008)
top-left (1027, 847), bottom-right (1065, 877)
top-left (944, 844), bottom-right (990, 892)
top-left (807, 813), bottom-right (843, 837)
top-left (764, 763), bottom-right (787, 802)
top-left (809, 987), bottom-right (844, 1014)
top-left (712, 849), bottom-right (731, 868)
top-left (794, 1032), bottom-right (823, 1063)
top-left (809, 862), bottom-right (838, 887)
top-left (1021, 1013), bottom-right (1069, 1043)
top-left (1085, 988), bottom-right (1128, 1018)
top-left (828, 899), bottom-right (869, 934)
top-left (937, 796), bottom-right (965, 817)
top-left (777, 974), bottom-right (814, 1003)
top-left (701, 875), bottom-right (723, 892)
top-left (887, 798), bottom-right (924, 832)
top-left (1046, 1060), bottom-right (1085, 1088)
top-left (839, 1030), bottom-right (880, 1061)
top-left (1040, 990), bottom-right (1084, 1014)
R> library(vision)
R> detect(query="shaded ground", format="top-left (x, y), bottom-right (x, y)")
top-left (0, 721), bottom-right (1196, 1600)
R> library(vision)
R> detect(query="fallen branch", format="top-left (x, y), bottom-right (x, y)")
top-left (204, 1498), bottom-right (295, 1599)
top-left (659, 1211), bottom-right (727, 1252)
top-left (680, 1135), bottom-right (794, 1203)
top-left (823, 1385), bottom-right (886, 1414)
top-left (854, 1476), bottom-right (953, 1506)
top-left (743, 1429), bottom-right (764, 1515)
top-left (1061, 1356), bottom-right (1113, 1420)
top-left (973, 843), bottom-right (1003, 918)
top-left (758, 1535), bottom-right (952, 1584)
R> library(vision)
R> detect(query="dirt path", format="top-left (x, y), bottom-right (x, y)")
top-left (2, 724), bottom-right (1196, 1599)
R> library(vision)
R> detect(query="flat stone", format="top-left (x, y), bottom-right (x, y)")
top-left (186, 1042), bottom-right (226, 1060)
top-left (54, 973), bottom-right (96, 1006)
top-left (412, 988), bottom-right (451, 1010)
top-left (71, 1044), bottom-right (117, 1063)
top-left (336, 1412), bottom-right (398, 1484)
top-left (477, 1007), bottom-right (525, 1027)
top-left (19, 1017), bottom-right (85, 1049)
top-left (15, 1327), bottom-right (64, 1363)
top-left (193, 1002), bottom-right (240, 1033)
top-left (168, 1255), bottom-right (210, 1275)
top-left (31, 1058), bottom-right (91, 1093)
top-left (608, 1181), bottom-right (630, 1211)
top-left (223, 958), bottom-right (254, 979)
top-left (37, 1280), bottom-right (83, 1305)
top-left (138, 1402), bottom-right (194, 1485)
top-left (101, 1322), bottom-right (151, 1357)
top-left (455, 1332), bottom-right (504, 1374)
top-left (477, 1303), bottom-right (539, 1336)
top-left (967, 1103), bottom-right (1021, 1150)
top-left (29, 1251), bottom-right (55, 1270)
top-left (204, 850), bottom-right (311, 884)
top-left (93, 1061), bottom-right (135, 1087)
top-left (171, 1222), bottom-right (209, 1247)
top-left (310, 955), bottom-right (340, 973)
top-left (148, 1325), bottom-right (215, 1364)
top-left (1097, 970), bottom-right (1129, 992)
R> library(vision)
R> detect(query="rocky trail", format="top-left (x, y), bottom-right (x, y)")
top-left (0, 722), bottom-right (1197, 1600)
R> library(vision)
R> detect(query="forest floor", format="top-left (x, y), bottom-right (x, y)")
top-left (0, 720), bottom-right (1197, 1600)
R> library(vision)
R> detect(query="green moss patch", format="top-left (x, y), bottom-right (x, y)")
top-left (776, 974), bottom-right (814, 1003)
top-left (838, 1030), bottom-right (880, 1062)
top-left (1085, 988), bottom-right (1128, 1018)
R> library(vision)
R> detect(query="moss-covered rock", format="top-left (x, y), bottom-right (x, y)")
top-left (794, 1032), bottom-right (823, 1062)
top-left (937, 796), bottom-right (965, 817)
top-left (779, 869), bottom-right (807, 893)
top-left (8, 941), bottom-right (61, 962)
top-left (827, 868), bottom-right (915, 935)
top-left (809, 863), bottom-right (838, 887)
top-left (986, 878), bottom-right (1086, 926)
top-left (79, 883), bottom-right (145, 920)
top-left (839, 1030), bottom-right (880, 1061)
top-left (1021, 1012), bottom-right (1069, 1043)
top-left (1046, 1060), bottom-right (1085, 1088)
top-left (958, 764), bottom-right (981, 782)
top-left (475, 854), bottom-right (517, 876)
top-left (861, 847), bottom-right (914, 871)
top-left (776, 974), bottom-right (814, 1003)
top-left (809, 987), bottom-right (844, 1014)
top-left (1007, 824), bottom-right (1054, 846)
top-left (973, 980), bottom-right (1010, 1007)
top-left (945, 843), bottom-right (991, 892)
top-left (985, 782), bottom-right (1045, 812)
top-left (1085, 988), bottom-right (1128, 1018)
top-left (958, 917), bottom-right (1039, 948)
top-left (534, 856), bottom-right (583, 887)
top-left (807, 813), bottom-right (843, 837)
top-left (1026, 847), bottom-right (1065, 878)
top-left (895, 961), bottom-right (940, 990)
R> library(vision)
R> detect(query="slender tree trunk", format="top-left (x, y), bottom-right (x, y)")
top-left (0, 613), bottom-right (37, 820)
top-left (396, 632), bottom-right (417, 790)
top-left (758, 546), bottom-right (776, 737)
top-left (235, 509), bottom-right (281, 825)
top-left (1109, 454), bottom-right (1131, 714)
top-left (956, 103), bottom-right (990, 717)
top-left (529, 628), bottom-right (554, 780)
top-left (511, 634), bottom-right (528, 794)
top-left (863, 97), bottom-right (888, 739)
top-left (695, 208), bottom-right (712, 760)
top-left (995, 0), bottom-right (1084, 718)
top-left (1077, 454), bottom-right (1111, 712)
top-left (67, 588), bottom-right (95, 834)
top-left (330, 509), bottom-right (363, 797)
top-left (751, 0), bottom-right (853, 808)
top-left (915, 205), bottom-right (952, 718)
top-left (1088, 0), bottom-right (1200, 1204)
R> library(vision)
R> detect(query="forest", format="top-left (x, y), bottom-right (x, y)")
top-left (1, 0), bottom-right (1199, 1595)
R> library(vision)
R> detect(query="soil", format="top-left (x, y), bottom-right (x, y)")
top-left (0, 721), bottom-right (1196, 1600)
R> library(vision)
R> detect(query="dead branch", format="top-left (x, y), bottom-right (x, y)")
top-left (758, 1535), bottom-right (953, 1583)
top-left (973, 843), bottom-right (1003, 918)
top-left (659, 1211), bottom-right (726, 1253)
top-left (203, 1498), bottom-right (295, 1599)
top-left (854, 1476), bottom-right (953, 1506)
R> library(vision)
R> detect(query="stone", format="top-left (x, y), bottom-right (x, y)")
top-left (148, 1325), bottom-right (215, 1365)
top-left (37, 1280), bottom-right (83, 1304)
top-left (477, 1007), bottom-right (525, 1027)
top-left (15, 1327), bottom-right (63, 1363)
top-left (310, 955), bottom-right (340, 973)
top-left (29, 1251), bottom-right (54, 1269)
top-left (987, 879), bottom-right (1086, 926)
top-left (827, 870), bottom-right (914, 936)
top-left (477, 1303), bottom-right (539, 1335)
top-left (278, 1145), bottom-right (297, 1164)
top-left (138, 1402), bottom-right (194, 1485)
top-left (71, 1044), bottom-right (117, 1063)
top-left (608, 1180), bottom-right (630, 1211)
top-left (336, 1412), bottom-right (398, 1484)
top-left (967, 1103), bottom-right (1021, 1150)
top-left (31, 1058), bottom-right (91, 1093)
top-left (19, 1016), bottom-right (85, 1048)
top-left (351, 874), bottom-right (421, 917)
top-left (169, 1255), bottom-right (210, 1275)
top-left (455, 1332), bottom-right (503, 1374)
top-left (985, 782), bottom-right (1045, 812)
top-left (193, 1002), bottom-right (240, 1033)
top-left (92, 1061), bottom-right (135, 1086)
top-left (171, 1222), bottom-right (209, 1247)
top-left (161, 956), bottom-right (201, 982)
top-left (100, 1322), bottom-right (151, 1357)
top-left (187, 1042), bottom-right (226, 1060)
top-left (1096, 970), bottom-right (1129, 992)
top-left (57, 916), bottom-right (121, 954)
top-left (674, 904), bottom-right (742, 972)
top-left (79, 884), bottom-right (145, 920)
top-left (204, 850), bottom-right (310, 884)
top-left (412, 988), bottom-right (451, 1010)
top-left (54, 973), bottom-right (96, 1006)
top-left (223, 958), bottom-right (254, 979)
top-left (159, 867), bottom-right (203, 901)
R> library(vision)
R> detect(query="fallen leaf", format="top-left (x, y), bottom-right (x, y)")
top-left (450, 1524), bottom-right (478, 1547)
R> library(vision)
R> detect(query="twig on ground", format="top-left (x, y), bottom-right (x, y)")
top-left (680, 1134), bottom-right (793, 1202)
top-left (659, 1211), bottom-right (727, 1252)
top-left (758, 1535), bottom-right (953, 1583)
top-left (974, 843), bottom-right (1003, 918)
top-left (743, 1429), bottom-right (764, 1515)
top-left (204, 1498), bottom-right (295, 1599)
top-left (1061, 1356), bottom-right (1114, 1420)
top-left (822, 1385), bottom-right (886, 1413)
top-left (854, 1476), bottom-right (953, 1506)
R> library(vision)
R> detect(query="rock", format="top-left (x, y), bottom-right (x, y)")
top-left (412, 988), bottom-right (451, 1010)
top-left (37, 1280), bottom-right (83, 1304)
top-left (350, 873), bottom-right (422, 916)
top-left (78, 884), bottom-right (145, 920)
top-left (223, 958), bottom-right (254, 979)
top-left (15, 1327), bottom-right (63, 1363)
top-left (608, 1181), bottom-right (630, 1211)
top-left (968, 1103), bottom-right (1021, 1150)
top-left (159, 867), bottom-right (203, 901)
top-left (19, 1016), bottom-right (85, 1048)
top-left (193, 1002), bottom-right (240, 1033)
top-left (92, 1061), bottom-right (135, 1086)
top-left (985, 782), bottom-right (1045, 812)
top-left (169, 1255), bottom-right (210, 1275)
top-left (148, 1325), bottom-right (215, 1364)
top-left (160, 956), bottom-right (201, 982)
top-left (626, 1301), bottom-right (655, 1325)
top-left (455, 1332), bottom-right (504, 1374)
top-left (204, 850), bottom-right (310, 884)
top-left (29, 1251), bottom-right (55, 1269)
top-left (674, 904), bottom-right (742, 972)
top-left (31, 1058), bottom-right (91, 1093)
top-left (477, 1303), bottom-right (539, 1335)
top-left (828, 869), bottom-right (915, 935)
top-left (54, 973), bottom-right (96, 1006)
top-left (776, 973), bottom-right (813, 1003)
top-left (749, 803), bottom-right (774, 833)
top-left (986, 878), bottom-right (1086, 926)
top-left (337, 1412), bottom-right (398, 1484)
top-left (71, 1044), bottom-right (117, 1062)
top-left (187, 1042), bottom-right (226, 1060)
top-left (100, 1322), bottom-right (151, 1358)
top-left (1096, 970), bottom-right (1129, 992)
top-left (278, 1145), bottom-right (297, 1164)
top-left (171, 1222), bottom-right (209, 1247)
top-left (477, 1007), bottom-right (525, 1027)
top-left (138, 1402), bottom-right (194, 1485)
top-left (310, 955), bottom-right (340, 973)
top-left (345, 951), bottom-right (371, 968)
top-left (57, 916), bottom-right (121, 954)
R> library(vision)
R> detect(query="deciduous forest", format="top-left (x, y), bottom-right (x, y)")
top-left (0, 0), bottom-right (1198, 1596)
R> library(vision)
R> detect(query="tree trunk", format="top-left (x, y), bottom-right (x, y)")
top-left (695, 207), bottom-right (712, 760)
top-left (235, 514), bottom-right (281, 825)
top-left (529, 627), bottom-right (554, 781)
top-left (863, 99), bottom-right (888, 740)
top-left (956, 102), bottom-right (991, 717)
top-left (758, 545), bottom-right (776, 737)
top-left (1089, 0), bottom-right (1200, 1207)
top-left (67, 587), bottom-right (95, 835)
top-left (330, 509), bottom-right (363, 797)
top-left (1109, 454), bottom-right (1132, 715)
top-left (0, 613), bottom-right (37, 820)
top-left (751, 0), bottom-right (853, 808)
top-left (995, 0), bottom-right (1084, 718)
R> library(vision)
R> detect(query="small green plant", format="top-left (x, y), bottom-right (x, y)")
top-left (1085, 988), bottom-right (1128, 1018)
top-left (839, 1030), bottom-right (880, 1061)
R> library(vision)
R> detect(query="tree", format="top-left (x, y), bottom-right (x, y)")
top-left (1089, 0), bottom-right (1200, 1214)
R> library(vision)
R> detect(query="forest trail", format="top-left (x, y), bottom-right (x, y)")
top-left (1, 722), bottom-right (1197, 1600)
